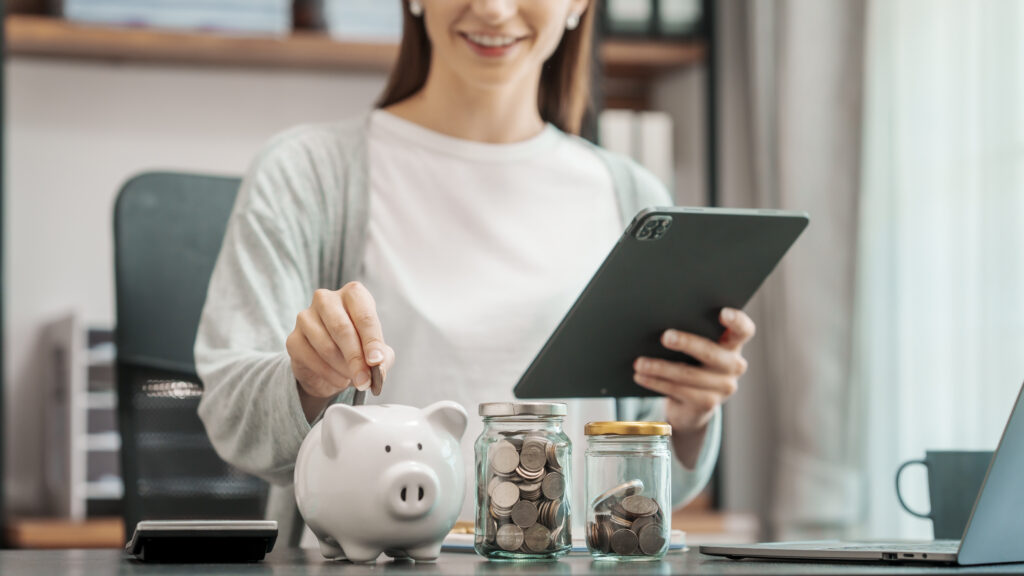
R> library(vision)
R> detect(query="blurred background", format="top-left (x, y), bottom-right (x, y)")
top-left (1, 0), bottom-right (1022, 550)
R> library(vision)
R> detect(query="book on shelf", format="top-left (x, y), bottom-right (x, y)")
top-left (322, 0), bottom-right (402, 43)
top-left (54, 0), bottom-right (293, 35)
top-left (599, 109), bottom-right (675, 194)
top-left (603, 0), bottom-right (703, 39)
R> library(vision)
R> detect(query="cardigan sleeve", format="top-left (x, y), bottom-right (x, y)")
top-left (194, 126), bottom-right (339, 486)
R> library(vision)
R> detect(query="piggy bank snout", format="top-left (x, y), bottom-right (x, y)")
top-left (383, 462), bottom-right (440, 520)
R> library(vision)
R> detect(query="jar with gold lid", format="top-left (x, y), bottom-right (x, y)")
top-left (584, 421), bottom-right (672, 561)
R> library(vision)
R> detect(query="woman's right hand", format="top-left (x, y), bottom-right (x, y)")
top-left (287, 282), bottom-right (395, 421)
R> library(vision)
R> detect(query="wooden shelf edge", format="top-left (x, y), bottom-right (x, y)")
top-left (6, 14), bottom-right (703, 75)
top-left (5, 517), bottom-right (124, 549)
top-left (5, 14), bottom-right (399, 72)
top-left (601, 39), bottom-right (706, 77)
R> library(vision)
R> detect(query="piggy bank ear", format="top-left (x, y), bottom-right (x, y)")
top-left (422, 401), bottom-right (468, 441)
top-left (321, 403), bottom-right (374, 459)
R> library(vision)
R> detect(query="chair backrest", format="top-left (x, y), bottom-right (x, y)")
top-left (113, 172), bottom-right (268, 538)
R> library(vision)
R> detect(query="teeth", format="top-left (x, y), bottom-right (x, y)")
top-left (466, 33), bottom-right (517, 48)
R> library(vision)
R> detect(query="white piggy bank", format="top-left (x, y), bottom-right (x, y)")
top-left (294, 401), bottom-right (468, 563)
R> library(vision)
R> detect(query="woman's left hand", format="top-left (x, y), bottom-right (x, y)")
top-left (633, 308), bottom-right (756, 440)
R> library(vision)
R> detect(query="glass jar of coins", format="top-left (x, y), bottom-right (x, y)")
top-left (474, 402), bottom-right (572, 560)
top-left (584, 421), bottom-right (672, 561)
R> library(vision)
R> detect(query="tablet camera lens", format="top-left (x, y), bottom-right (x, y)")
top-left (635, 216), bottom-right (672, 240)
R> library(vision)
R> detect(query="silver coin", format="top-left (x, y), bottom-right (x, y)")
top-left (490, 441), bottom-right (520, 475)
top-left (610, 514), bottom-right (632, 528)
top-left (591, 479), bottom-right (644, 511)
top-left (536, 500), bottom-right (550, 527)
top-left (541, 471), bottom-right (564, 500)
top-left (587, 522), bottom-right (600, 550)
top-left (496, 524), bottom-right (524, 552)
top-left (523, 524), bottom-right (551, 552)
top-left (491, 481), bottom-right (520, 509)
top-left (621, 494), bottom-right (659, 517)
top-left (370, 364), bottom-right (383, 395)
top-left (543, 499), bottom-right (561, 528)
top-left (519, 481), bottom-right (542, 501)
top-left (599, 519), bottom-right (615, 554)
top-left (550, 517), bottom-right (567, 544)
top-left (486, 517), bottom-right (498, 544)
top-left (519, 441), bottom-right (547, 472)
top-left (546, 442), bottom-right (561, 470)
top-left (553, 500), bottom-right (564, 529)
top-left (511, 500), bottom-right (539, 528)
top-left (638, 524), bottom-right (667, 556)
top-left (630, 514), bottom-right (657, 534)
top-left (555, 499), bottom-right (568, 530)
top-left (514, 464), bottom-right (544, 481)
top-left (490, 501), bottom-right (512, 520)
top-left (487, 475), bottom-right (503, 497)
top-left (608, 501), bottom-right (629, 520)
top-left (610, 528), bottom-right (639, 555)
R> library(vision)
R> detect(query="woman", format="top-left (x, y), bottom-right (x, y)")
top-left (195, 0), bottom-right (755, 546)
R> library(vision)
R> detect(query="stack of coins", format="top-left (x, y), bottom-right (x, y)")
top-left (477, 432), bottom-right (570, 556)
top-left (586, 480), bottom-right (668, 558)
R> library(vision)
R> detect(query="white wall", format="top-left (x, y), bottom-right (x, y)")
top-left (4, 57), bottom-right (388, 513)
top-left (3, 56), bottom-right (704, 515)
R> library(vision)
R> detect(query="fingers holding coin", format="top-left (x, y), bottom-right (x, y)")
top-left (290, 283), bottom-right (395, 402)
top-left (286, 327), bottom-right (349, 398)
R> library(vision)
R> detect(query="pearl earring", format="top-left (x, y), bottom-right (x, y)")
top-left (566, 12), bottom-right (581, 30)
top-left (409, 0), bottom-right (424, 17)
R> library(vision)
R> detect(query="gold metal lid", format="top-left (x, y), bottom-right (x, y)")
top-left (584, 421), bottom-right (672, 436)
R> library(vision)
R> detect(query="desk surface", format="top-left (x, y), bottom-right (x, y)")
top-left (3, 548), bottom-right (1024, 575)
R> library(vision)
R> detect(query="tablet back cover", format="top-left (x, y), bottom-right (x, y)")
top-left (514, 208), bottom-right (808, 399)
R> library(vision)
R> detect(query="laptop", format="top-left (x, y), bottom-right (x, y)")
top-left (701, 380), bottom-right (1024, 566)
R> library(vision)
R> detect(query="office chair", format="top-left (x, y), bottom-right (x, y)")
top-left (113, 172), bottom-right (268, 540)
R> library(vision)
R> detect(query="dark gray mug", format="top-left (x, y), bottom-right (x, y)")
top-left (896, 450), bottom-right (992, 540)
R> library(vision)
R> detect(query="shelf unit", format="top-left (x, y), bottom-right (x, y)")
top-left (6, 5), bottom-right (723, 523)
top-left (5, 14), bottom-right (703, 78)
top-left (43, 315), bottom-right (122, 521)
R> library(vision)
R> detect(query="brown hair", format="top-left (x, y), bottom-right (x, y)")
top-left (376, 1), bottom-right (596, 135)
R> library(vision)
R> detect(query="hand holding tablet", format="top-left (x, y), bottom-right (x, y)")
top-left (514, 206), bottom-right (809, 401)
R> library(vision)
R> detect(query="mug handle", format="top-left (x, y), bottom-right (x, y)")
top-left (895, 459), bottom-right (931, 519)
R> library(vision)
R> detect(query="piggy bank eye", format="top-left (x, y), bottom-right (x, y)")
top-left (385, 445), bottom-right (391, 453)
top-left (417, 443), bottom-right (423, 451)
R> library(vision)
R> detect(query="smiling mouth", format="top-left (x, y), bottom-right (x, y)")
top-left (460, 32), bottom-right (525, 52)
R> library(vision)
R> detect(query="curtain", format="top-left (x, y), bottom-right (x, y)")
top-left (716, 0), bottom-right (867, 539)
top-left (854, 0), bottom-right (1024, 539)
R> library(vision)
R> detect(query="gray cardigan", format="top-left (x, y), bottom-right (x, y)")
top-left (194, 113), bottom-right (721, 545)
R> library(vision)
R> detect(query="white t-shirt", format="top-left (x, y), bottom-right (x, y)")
top-left (362, 110), bottom-right (622, 522)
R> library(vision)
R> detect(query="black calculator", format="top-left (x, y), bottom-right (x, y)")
top-left (125, 520), bottom-right (278, 563)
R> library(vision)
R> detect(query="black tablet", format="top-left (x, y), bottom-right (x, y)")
top-left (513, 207), bottom-right (809, 399)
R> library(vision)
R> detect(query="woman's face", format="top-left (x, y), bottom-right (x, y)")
top-left (421, 0), bottom-right (590, 89)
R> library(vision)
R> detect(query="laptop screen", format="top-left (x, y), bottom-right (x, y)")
top-left (957, 380), bottom-right (1024, 565)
